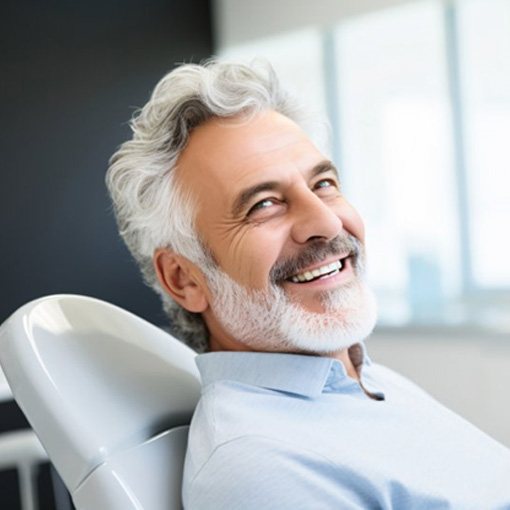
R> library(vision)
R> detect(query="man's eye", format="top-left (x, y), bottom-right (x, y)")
top-left (247, 198), bottom-right (279, 216)
top-left (314, 179), bottom-right (336, 190)
top-left (314, 179), bottom-right (340, 194)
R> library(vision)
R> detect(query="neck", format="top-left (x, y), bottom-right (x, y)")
top-left (329, 347), bottom-right (361, 382)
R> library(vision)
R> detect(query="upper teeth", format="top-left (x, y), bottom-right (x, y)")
top-left (290, 260), bottom-right (343, 283)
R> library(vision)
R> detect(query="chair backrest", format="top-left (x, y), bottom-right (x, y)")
top-left (0, 294), bottom-right (201, 509)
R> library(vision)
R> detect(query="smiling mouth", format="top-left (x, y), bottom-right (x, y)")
top-left (286, 256), bottom-right (351, 284)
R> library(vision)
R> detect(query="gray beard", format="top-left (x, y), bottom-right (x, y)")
top-left (202, 235), bottom-right (378, 354)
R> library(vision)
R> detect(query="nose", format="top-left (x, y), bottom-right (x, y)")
top-left (290, 190), bottom-right (343, 244)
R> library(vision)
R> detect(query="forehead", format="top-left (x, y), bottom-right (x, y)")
top-left (176, 110), bottom-right (325, 202)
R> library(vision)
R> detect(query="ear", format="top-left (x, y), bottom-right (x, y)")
top-left (153, 249), bottom-right (208, 313)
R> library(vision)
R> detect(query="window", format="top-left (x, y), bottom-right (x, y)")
top-left (457, 0), bottom-right (510, 288)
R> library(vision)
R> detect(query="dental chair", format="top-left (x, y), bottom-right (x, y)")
top-left (0, 295), bottom-right (201, 510)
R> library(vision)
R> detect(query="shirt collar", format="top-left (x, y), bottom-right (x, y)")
top-left (196, 342), bottom-right (374, 399)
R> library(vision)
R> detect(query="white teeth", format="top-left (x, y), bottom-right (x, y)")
top-left (289, 259), bottom-right (345, 283)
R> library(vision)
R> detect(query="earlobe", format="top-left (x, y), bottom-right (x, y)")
top-left (153, 249), bottom-right (208, 313)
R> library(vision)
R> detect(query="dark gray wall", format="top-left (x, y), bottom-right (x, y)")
top-left (1, 1), bottom-right (213, 506)
top-left (2, 0), bottom-right (214, 325)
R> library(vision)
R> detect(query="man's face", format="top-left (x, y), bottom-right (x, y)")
top-left (176, 110), bottom-right (376, 352)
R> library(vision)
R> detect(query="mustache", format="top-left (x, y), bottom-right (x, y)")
top-left (270, 234), bottom-right (363, 283)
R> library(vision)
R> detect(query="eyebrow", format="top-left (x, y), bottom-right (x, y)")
top-left (231, 160), bottom-right (339, 217)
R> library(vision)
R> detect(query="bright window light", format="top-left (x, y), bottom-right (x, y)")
top-left (457, 0), bottom-right (510, 287)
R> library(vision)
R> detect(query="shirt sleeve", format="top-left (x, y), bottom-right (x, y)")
top-left (183, 435), bottom-right (374, 510)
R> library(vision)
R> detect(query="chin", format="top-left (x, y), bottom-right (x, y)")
top-left (277, 283), bottom-right (379, 354)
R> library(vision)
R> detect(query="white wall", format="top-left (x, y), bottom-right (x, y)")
top-left (213, 0), bottom-right (420, 49)
top-left (369, 327), bottom-right (510, 448)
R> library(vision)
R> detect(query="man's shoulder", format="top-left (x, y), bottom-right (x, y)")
top-left (182, 433), bottom-right (367, 510)
top-left (183, 380), bottom-right (270, 470)
top-left (187, 378), bottom-right (284, 448)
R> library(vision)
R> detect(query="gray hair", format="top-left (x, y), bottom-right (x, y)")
top-left (106, 59), bottom-right (325, 352)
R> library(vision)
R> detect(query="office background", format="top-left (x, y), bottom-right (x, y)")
top-left (2, 0), bottom-right (509, 507)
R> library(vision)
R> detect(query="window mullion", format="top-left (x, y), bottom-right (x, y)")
top-left (443, 0), bottom-right (474, 296)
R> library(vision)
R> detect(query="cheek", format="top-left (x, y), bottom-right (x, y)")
top-left (231, 228), bottom-right (287, 288)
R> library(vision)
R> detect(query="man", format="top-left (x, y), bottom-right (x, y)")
top-left (106, 60), bottom-right (510, 509)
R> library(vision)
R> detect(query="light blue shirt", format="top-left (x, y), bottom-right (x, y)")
top-left (182, 343), bottom-right (510, 509)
